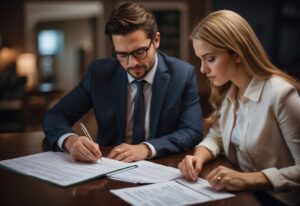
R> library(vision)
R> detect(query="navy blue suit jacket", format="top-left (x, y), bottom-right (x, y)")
top-left (43, 51), bottom-right (203, 157)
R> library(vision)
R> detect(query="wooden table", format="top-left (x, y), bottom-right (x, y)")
top-left (0, 132), bottom-right (265, 206)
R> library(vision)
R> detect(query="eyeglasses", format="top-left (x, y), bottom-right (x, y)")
top-left (112, 40), bottom-right (153, 62)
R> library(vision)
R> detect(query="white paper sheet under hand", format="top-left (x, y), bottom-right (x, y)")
top-left (0, 152), bottom-right (135, 187)
top-left (107, 160), bottom-right (181, 183)
top-left (110, 177), bottom-right (235, 206)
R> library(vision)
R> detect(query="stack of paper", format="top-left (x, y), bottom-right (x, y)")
top-left (0, 152), bottom-right (136, 187)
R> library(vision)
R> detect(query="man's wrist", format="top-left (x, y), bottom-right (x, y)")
top-left (142, 143), bottom-right (152, 158)
top-left (58, 133), bottom-right (78, 151)
top-left (63, 135), bottom-right (78, 152)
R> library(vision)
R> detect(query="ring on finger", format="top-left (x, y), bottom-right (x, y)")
top-left (216, 176), bottom-right (222, 182)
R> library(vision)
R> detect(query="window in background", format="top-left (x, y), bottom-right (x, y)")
top-left (37, 30), bottom-right (64, 84)
top-left (38, 30), bottom-right (64, 56)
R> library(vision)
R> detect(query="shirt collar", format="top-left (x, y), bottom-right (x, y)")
top-left (227, 77), bottom-right (266, 103)
top-left (244, 77), bottom-right (266, 102)
top-left (127, 53), bottom-right (158, 85)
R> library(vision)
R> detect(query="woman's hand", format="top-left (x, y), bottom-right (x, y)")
top-left (178, 155), bottom-right (204, 181)
top-left (206, 166), bottom-right (271, 191)
top-left (178, 147), bottom-right (213, 181)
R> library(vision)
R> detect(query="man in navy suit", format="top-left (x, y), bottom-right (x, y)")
top-left (42, 3), bottom-right (203, 162)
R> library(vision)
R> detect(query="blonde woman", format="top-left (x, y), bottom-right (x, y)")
top-left (178, 10), bottom-right (300, 205)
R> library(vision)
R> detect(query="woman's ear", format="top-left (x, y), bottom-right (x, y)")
top-left (234, 53), bottom-right (242, 63)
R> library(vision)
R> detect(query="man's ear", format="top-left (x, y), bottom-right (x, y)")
top-left (153, 32), bottom-right (160, 49)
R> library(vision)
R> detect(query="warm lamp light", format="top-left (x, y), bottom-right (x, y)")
top-left (16, 53), bottom-right (37, 90)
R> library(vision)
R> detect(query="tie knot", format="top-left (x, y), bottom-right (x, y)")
top-left (134, 80), bottom-right (146, 90)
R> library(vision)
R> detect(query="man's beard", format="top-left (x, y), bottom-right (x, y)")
top-left (126, 64), bottom-right (150, 80)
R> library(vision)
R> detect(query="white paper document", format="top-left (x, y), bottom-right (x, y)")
top-left (107, 160), bottom-right (181, 183)
top-left (0, 152), bottom-right (136, 187)
top-left (111, 177), bottom-right (235, 206)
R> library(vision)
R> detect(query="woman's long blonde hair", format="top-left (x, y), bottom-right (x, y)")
top-left (191, 10), bottom-right (300, 128)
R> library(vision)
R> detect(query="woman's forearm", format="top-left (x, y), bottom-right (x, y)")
top-left (246, 172), bottom-right (273, 190)
top-left (194, 146), bottom-right (214, 164)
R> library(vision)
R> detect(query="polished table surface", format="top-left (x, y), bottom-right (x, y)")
top-left (0, 132), bottom-right (264, 206)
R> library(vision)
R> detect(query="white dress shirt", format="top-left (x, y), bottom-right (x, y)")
top-left (231, 94), bottom-right (253, 172)
top-left (125, 54), bottom-right (158, 157)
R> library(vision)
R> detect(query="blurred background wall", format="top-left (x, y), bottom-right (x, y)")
top-left (0, 0), bottom-right (299, 133)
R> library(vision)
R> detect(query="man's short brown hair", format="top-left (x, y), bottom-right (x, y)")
top-left (105, 3), bottom-right (158, 41)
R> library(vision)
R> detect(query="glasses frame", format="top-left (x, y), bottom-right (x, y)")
top-left (112, 40), bottom-right (153, 62)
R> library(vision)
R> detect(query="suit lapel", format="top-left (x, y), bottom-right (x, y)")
top-left (112, 68), bottom-right (127, 142)
top-left (150, 54), bottom-right (170, 138)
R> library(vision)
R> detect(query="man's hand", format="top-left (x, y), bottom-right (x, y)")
top-left (107, 143), bottom-right (151, 162)
top-left (63, 135), bottom-right (102, 162)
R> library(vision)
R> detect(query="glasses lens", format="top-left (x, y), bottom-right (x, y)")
top-left (115, 53), bottom-right (128, 62)
top-left (132, 49), bottom-right (147, 59)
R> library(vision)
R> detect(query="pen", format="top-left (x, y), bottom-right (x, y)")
top-left (80, 122), bottom-right (93, 142)
top-left (80, 122), bottom-right (102, 161)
